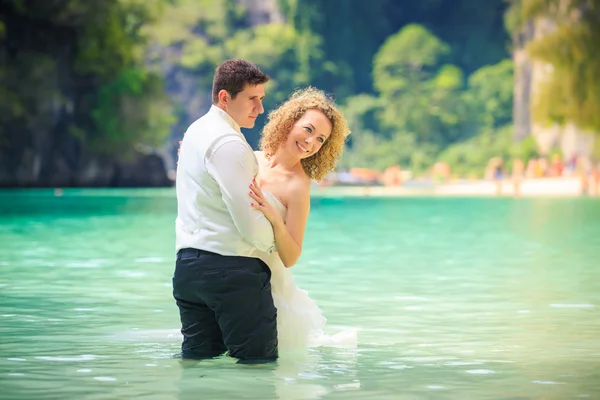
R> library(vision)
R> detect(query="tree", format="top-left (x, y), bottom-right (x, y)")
top-left (372, 24), bottom-right (469, 147)
top-left (464, 59), bottom-right (514, 129)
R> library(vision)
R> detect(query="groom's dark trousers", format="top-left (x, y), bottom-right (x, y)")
top-left (173, 248), bottom-right (278, 361)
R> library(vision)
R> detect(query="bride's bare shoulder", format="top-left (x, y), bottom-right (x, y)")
top-left (288, 171), bottom-right (311, 197)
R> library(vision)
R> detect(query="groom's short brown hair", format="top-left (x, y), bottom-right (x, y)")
top-left (212, 59), bottom-right (270, 104)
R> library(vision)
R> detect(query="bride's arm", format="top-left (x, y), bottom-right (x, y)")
top-left (250, 178), bottom-right (310, 268)
top-left (272, 180), bottom-right (310, 268)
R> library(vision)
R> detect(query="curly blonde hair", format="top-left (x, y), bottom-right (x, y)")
top-left (259, 87), bottom-right (351, 182)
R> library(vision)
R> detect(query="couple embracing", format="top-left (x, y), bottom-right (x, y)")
top-left (173, 58), bottom-right (355, 363)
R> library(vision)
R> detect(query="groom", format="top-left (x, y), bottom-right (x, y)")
top-left (173, 59), bottom-right (278, 362)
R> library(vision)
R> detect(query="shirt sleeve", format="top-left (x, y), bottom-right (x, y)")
top-left (206, 138), bottom-right (276, 254)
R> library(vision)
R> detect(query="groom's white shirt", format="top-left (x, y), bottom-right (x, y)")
top-left (175, 105), bottom-right (276, 257)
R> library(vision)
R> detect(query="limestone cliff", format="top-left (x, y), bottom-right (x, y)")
top-left (512, 7), bottom-right (596, 159)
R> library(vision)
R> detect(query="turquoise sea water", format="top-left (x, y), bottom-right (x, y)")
top-left (1, 189), bottom-right (599, 399)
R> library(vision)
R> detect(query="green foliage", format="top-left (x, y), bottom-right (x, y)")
top-left (342, 28), bottom-right (515, 175)
top-left (438, 125), bottom-right (537, 177)
top-left (0, 0), bottom-right (174, 164)
top-left (280, 0), bottom-right (510, 95)
top-left (338, 92), bottom-right (437, 173)
top-left (465, 59), bottom-right (514, 129)
top-left (373, 24), bottom-right (450, 97)
top-left (79, 0), bottom-right (174, 155)
top-left (90, 68), bottom-right (174, 156)
top-left (370, 25), bottom-right (470, 148)
top-left (341, 132), bottom-right (420, 172)
top-left (504, 0), bottom-right (525, 34)
top-left (74, 8), bottom-right (136, 80)
top-left (0, 52), bottom-right (57, 150)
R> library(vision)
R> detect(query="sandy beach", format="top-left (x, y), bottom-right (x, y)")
top-left (312, 177), bottom-right (598, 198)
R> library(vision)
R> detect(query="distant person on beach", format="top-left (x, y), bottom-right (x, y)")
top-left (511, 158), bottom-right (525, 197)
top-left (486, 157), bottom-right (504, 195)
top-left (593, 163), bottom-right (600, 196)
top-left (432, 161), bottom-right (451, 184)
top-left (550, 154), bottom-right (564, 177)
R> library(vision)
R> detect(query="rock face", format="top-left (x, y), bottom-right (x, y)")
top-left (0, 87), bottom-right (174, 188)
top-left (512, 12), bottom-right (596, 158)
top-left (0, 0), bottom-right (283, 188)
top-left (0, 151), bottom-right (172, 188)
top-left (512, 20), bottom-right (534, 143)
top-left (238, 0), bottom-right (283, 25)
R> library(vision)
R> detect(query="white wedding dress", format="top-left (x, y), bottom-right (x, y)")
top-left (259, 191), bottom-right (358, 353)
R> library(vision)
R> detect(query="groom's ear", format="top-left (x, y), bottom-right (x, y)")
top-left (217, 89), bottom-right (229, 107)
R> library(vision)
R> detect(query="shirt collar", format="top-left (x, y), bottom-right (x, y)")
top-left (209, 105), bottom-right (242, 135)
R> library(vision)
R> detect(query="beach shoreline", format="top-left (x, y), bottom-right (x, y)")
top-left (311, 177), bottom-right (598, 198)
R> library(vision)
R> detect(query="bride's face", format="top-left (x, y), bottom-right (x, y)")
top-left (284, 109), bottom-right (332, 160)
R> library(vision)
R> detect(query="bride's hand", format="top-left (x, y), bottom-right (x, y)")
top-left (249, 179), bottom-right (283, 227)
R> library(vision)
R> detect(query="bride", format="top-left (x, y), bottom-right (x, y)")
top-left (248, 87), bottom-right (357, 353)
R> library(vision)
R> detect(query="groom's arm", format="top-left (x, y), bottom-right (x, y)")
top-left (206, 138), bottom-right (276, 254)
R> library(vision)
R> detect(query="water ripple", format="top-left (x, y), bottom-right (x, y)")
top-left (1, 194), bottom-right (600, 399)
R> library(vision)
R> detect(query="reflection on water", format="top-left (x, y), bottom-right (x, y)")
top-left (1, 190), bottom-right (599, 399)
